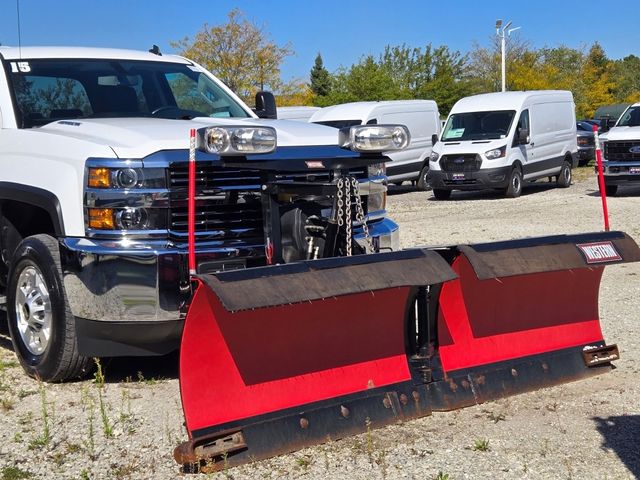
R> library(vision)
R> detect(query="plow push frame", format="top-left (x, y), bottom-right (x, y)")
top-left (174, 127), bottom-right (640, 471)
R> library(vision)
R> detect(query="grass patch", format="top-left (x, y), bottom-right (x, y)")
top-left (573, 165), bottom-right (596, 183)
top-left (473, 438), bottom-right (491, 452)
top-left (1, 466), bottom-right (32, 480)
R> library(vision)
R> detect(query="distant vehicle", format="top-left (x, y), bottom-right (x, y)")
top-left (428, 90), bottom-right (578, 199)
top-left (276, 106), bottom-right (321, 122)
top-left (594, 103), bottom-right (632, 131)
top-left (599, 101), bottom-right (640, 196)
top-left (309, 100), bottom-right (441, 189)
top-left (576, 121), bottom-right (596, 166)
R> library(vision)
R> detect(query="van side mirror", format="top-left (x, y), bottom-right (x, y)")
top-left (431, 133), bottom-right (438, 145)
top-left (253, 91), bottom-right (277, 119)
top-left (518, 128), bottom-right (530, 145)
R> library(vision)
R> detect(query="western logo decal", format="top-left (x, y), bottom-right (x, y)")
top-left (576, 241), bottom-right (622, 264)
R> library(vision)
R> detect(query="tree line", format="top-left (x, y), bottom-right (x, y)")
top-left (175, 10), bottom-right (640, 119)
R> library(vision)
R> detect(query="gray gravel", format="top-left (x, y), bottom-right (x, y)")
top-left (1, 169), bottom-right (639, 480)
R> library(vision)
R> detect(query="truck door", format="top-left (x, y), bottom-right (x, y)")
top-left (515, 109), bottom-right (532, 167)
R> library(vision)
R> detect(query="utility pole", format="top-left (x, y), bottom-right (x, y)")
top-left (495, 19), bottom-right (521, 92)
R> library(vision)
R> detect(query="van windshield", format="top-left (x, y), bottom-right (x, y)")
top-left (5, 58), bottom-right (251, 128)
top-left (442, 110), bottom-right (516, 141)
top-left (617, 106), bottom-right (640, 127)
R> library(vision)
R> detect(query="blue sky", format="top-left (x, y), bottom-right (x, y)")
top-left (1, 0), bottom-right (639, 82)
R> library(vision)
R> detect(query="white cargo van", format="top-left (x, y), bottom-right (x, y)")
top-left (309, 100), bottom-right (441, 189)
top-left (428, 91), bottom-right (578, 199)
top-left (276, 106), bottom-right (321, 122)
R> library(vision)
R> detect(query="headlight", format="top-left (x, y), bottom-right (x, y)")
top-left (87, 167), bottom-right (165, 189)
top-left (485, 146), bottom-right (506, 160)
top-left (577, 136), bottom-right (589, 146)
top-left (430, 151), bottom-right (440, 162)
top-left (87, 207), bottom-right (166, 231)
top-left (198, 126), bottom-right (277, 155)
top-left (339, 125), bottom-right (410, 152)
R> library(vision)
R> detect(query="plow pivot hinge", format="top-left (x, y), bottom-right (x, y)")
top-left (173, 430), bottom-right (247, 465)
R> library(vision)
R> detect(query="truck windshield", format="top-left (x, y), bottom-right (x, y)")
top-left (5, 58), bottom-right (251, 128)
top-left (442, 110), bottom-right (516, 141)
top-left (617, 106), bottom-right (640, 127)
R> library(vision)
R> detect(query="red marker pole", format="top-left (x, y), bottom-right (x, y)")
top-left (593, 124), bottom-right (610, 232)
top-left (188, 128), bottom-right (197, 276)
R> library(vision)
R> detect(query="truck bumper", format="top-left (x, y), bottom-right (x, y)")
top-left (60, 217), bottom-right (400, 356)
top-left (427, 166), bottom-right (512, 191)
top-left (602, 161), bottom-right (640, 186)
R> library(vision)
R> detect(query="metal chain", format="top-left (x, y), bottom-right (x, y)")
top-left (345, 176), bottom-right (352, 256)
top-left (351, 177), bottom-right (375, 254)
top-left (336, 177), bottom-right (344, 228)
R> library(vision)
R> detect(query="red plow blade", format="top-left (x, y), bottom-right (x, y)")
top-left (175, 232), bottom-right (640, 470)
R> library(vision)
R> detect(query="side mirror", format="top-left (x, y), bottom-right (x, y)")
top-left (518, 128), bottom-right (530, 145)
top-left (431, 133), bottom-right (439, 145)
top-left (600, 117), bottom-right (614, 132)
top-left (253, 91), bottom-right (277, 119)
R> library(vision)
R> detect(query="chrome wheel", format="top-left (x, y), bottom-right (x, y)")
top-left (15, 265), bottom-right (52, 356)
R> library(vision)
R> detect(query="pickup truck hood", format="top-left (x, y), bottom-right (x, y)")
top-left (600, 126), bottom-right (640, 142)
top-left (37, 117), bottom-right (340, 159)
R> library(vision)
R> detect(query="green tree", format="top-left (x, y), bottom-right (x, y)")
top-left (171, 9), bottom-right (293, 101)
top-left (310, 53), bottom-right (331, 100)
top-left (575, 43), bottom-right (615, 118)
top-left (612, 54), bottom-right (640, 103)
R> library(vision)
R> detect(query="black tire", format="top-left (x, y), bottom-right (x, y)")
top-left (504, 167), bottom-right (523, 198)
top-left (416, 164), bottom-right (430, 191)
top-left (556, 161), bottom-right (572, 188)
top-left (432, 188), bottom-right (451, 200)
top-left (7, 234), bottom-right (91, 382)
top-left (604, 184), bottom-right (618, 196)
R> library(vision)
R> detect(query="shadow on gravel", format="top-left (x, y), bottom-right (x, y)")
top-left (594, 415), bottom-right (640, 477)
top-left (98, 351), bottom-right (180, 383)
top-left (422, 182), bottom-right (558, 202)
top-left (587, 185), bottom-right (640, 197)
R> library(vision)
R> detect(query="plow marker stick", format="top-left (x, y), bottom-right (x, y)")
top-left (593, 124), bottom-right (610, 232)
top-left (188, 128), bottom-right (197, 275)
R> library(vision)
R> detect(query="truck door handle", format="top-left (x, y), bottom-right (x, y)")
top-left (530, 142), bottom-right (535, 146)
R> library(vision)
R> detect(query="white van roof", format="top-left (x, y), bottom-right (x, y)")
top-left (450, 90), bottom-right (574, 114)
top-left (309, 100), bottom-right (437, 123)
top-left (276, 106), bottom-right (321, 120)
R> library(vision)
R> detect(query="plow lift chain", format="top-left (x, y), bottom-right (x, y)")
top-left (335, 175), bottom-right (374, 256)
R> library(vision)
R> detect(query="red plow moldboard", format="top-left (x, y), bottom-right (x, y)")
top-left (175, 231), bottom-right (640, 470)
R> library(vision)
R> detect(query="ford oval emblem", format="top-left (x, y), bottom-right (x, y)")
top-left (629, 146), bottom-right (640, 154)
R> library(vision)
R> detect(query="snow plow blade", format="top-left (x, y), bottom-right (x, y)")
top-left (176, 231), bottom-right (640, 471)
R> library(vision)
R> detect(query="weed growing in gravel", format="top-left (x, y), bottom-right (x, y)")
top-left (79, 470), bottom-right (90, 480)
top-left (434, 472), bottom-right (450, 480)
top-left (0, 358), bottom-right (18, 372)
top-left (1, 396), bottom-right (14, 411)
top-left (472, 439), bottom-right (490, 452)
top-left (93, 358), bottom-right (113, 437)
top-left (17, 389), bottom-right (36, 399)
top-left (28, 380), bottom-right (51, 449)
top-left (365, 417), bottom-right (374, 463)
top-left (81, 386), bottom-right (97, 459)
top-left (0, 466), bottom-right (32, 480)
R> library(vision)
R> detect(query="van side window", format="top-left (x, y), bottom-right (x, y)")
top-left (514, 109), bottom-right (530, 145)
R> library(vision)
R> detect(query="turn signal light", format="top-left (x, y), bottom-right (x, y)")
top-left (88, 208), bottom-right (115, 229)
top-left (88, 168), bottom-right (111, 188)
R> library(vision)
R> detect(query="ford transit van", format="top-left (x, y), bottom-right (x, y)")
top-left (428, 91), bottom-right (577, 199)
top-left (310, 100), bottom-right (441, 189)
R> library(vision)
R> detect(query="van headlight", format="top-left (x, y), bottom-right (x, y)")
top-left (485, 146), bottom-right (506, 160)
top-left (340, 125), bottom-right (410, 152)
top-left (198, 126), bottom-right (277, 155)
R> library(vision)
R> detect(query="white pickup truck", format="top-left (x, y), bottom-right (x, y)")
top-left (0, 46), bottom-right (401, 381)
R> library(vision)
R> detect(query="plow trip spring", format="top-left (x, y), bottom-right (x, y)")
top-left (175, 231), bottom-right (640, 471)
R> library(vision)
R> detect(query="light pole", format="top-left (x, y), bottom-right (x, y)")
top-left (495, 19), bottom-right (521, 92)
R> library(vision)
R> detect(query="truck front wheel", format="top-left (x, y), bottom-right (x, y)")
top-left (7, 234), bottom-right (91, 382)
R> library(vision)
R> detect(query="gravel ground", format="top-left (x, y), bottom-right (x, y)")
top-left (1, 168), bottom-right (639, 480)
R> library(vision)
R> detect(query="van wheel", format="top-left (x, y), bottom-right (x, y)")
top-left (504, 167), bottom-right (523, 198)
top-left (7, 234), bottom-right (92, 382)
top-left (432, 189), bottom-right (451, 200)
top-left (417, 164), bottom-right (430, 191)
top-left (556, 161), bottom-right (572, 188)
top-left (603, 184), bottom-right (618, 196)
